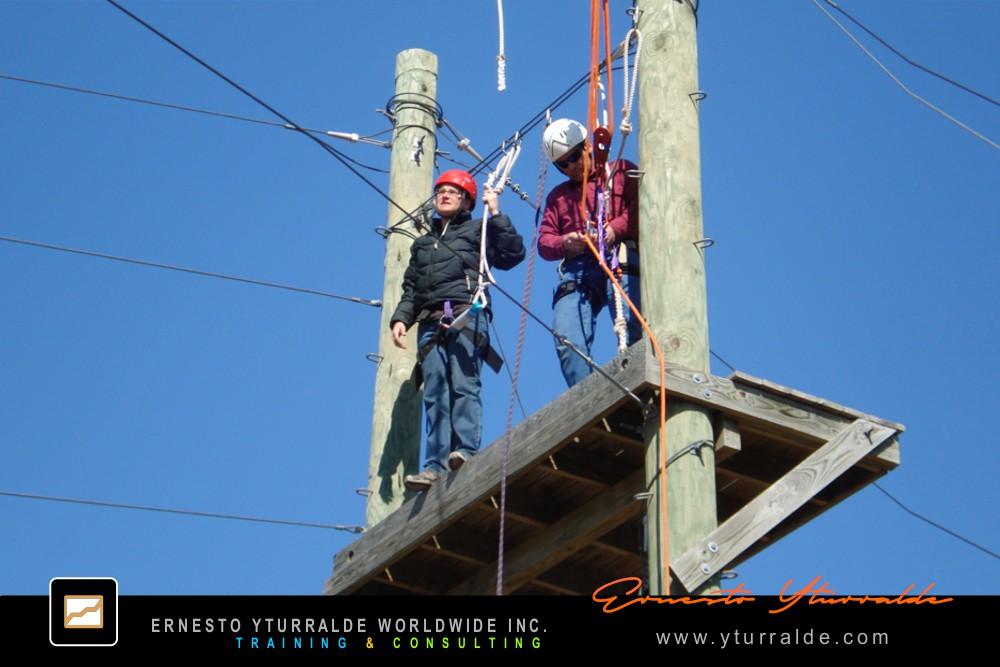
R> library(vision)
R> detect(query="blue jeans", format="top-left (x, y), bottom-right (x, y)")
top-left (417, 308), bottom-right (486, 473)
top-left (552, 248), bottom-right (642, 388)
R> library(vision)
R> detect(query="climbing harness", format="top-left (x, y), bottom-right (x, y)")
top-left (413, 301), bottom-right (503, 390)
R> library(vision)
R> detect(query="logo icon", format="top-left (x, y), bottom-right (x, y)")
top-left (50, 578), bottom-right (118, 647)
top-left (64, 595), bottom-right (105, 629)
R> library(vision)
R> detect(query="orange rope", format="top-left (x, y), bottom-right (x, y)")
top-left (582, 0), bottom-right (613, 219)
top-left (588, 0), bottom-right (601, 137)
top-left (603, 0), bottom-right (615, 132)
top-left (587, 0), bottom-right (615, 134)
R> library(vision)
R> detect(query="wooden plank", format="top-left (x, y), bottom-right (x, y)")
top-left (446, 470), bottom-right (645, 595)
top-left (534, 562), bottom-right (623, 597)
top-left (583, 425), bottom-right (645, 452)
top-left (643, 354), bottom-right (901, 467)
top-left (479, 484), bottom-right (582, 527)
top-left (729, 371), bottom-right (905, 431)
top-left (552, 447), bottom-right (637, 485)
top-left (529, 579), bottom-right (578, 595)
top-left (672, 419), bottom-right (898, 592)
top-left (325, 345), bottom-right (647, 595)
top-left (591, 522), bottom-right (645, 559)
top-left (371, 561), bottom-right (444, 595)
top-left (714, 415), bottom-right (741, 464)
top-left (418, 526), bottom-right (495, 565)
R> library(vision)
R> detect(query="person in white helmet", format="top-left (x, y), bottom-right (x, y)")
top-left (538, 118), bottom-right (641, 387)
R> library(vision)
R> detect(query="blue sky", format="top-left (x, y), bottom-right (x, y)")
top-left (2, 0), bottom-right (997, 596)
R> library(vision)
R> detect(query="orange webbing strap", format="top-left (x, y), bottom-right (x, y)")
top-left (583, 0), bottom-right (618, 254)
top-left (603, 0), bottom-right (615, 131)
top-left (588, 0), bottom-right (615, 136)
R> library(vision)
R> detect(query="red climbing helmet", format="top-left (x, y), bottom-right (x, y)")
top-left (434, 170), bottom-right (477, 210)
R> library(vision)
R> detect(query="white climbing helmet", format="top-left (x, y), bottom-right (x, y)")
top-left (542, 118), bottom-right (587, 163)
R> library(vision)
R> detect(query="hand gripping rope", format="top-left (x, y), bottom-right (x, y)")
top-left (422, 138), bottom-right (518, 339)
top-left (469, 137), bottom-right (521, 311)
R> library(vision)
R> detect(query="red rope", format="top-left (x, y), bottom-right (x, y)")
top-left (496, 133), bottom-right (549, 595)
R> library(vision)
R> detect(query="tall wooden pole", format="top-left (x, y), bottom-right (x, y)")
top-left (366, 49), bottom-right (438, 527)
top-left (636, 0), bottom-right (717, 594)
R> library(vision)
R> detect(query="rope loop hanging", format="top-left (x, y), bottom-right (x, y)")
top-left (620, 26), bottom-right (642, 136)
top-left (473, 137), bottom-right (521, 305)
top-left (496, 0), bottom-right (507, 91)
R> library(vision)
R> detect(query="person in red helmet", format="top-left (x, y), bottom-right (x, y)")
top-left (389, 170), bottom-right (525, 492)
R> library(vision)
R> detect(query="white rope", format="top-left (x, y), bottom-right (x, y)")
top-left (496, 0), bottom-right (507, 92)
top-left (485, 139), bottom-right (519, 195)
top-left (475, 140), bottom-right (521, 302)
top-left (612, 282), bottom-right (628, 353)
top-left (620, 28), bottom-right (642, 136)
top-left (598, 81), bottom-right (608, 128)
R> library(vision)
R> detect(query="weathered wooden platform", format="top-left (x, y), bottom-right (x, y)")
top-left (324, 343), bottom-right (903, 595)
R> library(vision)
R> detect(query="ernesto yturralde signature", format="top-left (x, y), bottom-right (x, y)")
top-left (591, 576), bottom-right (952, 614)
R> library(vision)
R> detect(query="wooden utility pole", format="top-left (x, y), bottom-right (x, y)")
top-left (636, 0), bottom-right (717, 594)
top-left (365, 49), bottom-right (438, 527)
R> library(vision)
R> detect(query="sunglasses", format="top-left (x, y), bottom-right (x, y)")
top-left (554, 145), bottom-right (584, 169)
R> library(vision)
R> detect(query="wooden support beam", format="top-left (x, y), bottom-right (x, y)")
top-left (644, 355), bottom-right (901, 466)
top-left (446, 470), bottom-right (646, 595)
top-left (672, 419), bottom-right (898, 592)
top-left (417, 526), bottom-right (495, 565)
top-left (479, 487), bottom-right (567, 527)
top-left (584, 425), bottom-right (645, 452)
top-left (534, 562), bottom-right (628, 597)
top-left (714, 415), bottom-right (742, 464)
top-left (551, 447), bottom-right (638, 485)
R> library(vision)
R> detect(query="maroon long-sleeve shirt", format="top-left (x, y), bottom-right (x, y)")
top-left (538, 160), bottom-right (639, 261)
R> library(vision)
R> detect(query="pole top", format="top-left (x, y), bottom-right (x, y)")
top-left (396, 49), bottom-right (438, 71)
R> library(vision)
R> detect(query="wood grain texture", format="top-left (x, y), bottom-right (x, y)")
top-left (447, 470), bottom-right (645, 595)
top-left (672, 419), bottom-right (898, 591)
top-left (636, 0), bottom-right (716, 594)
top-left (366, 50), bottom-right (438, 528)
top-left (642, 353), bottom-right (901, 466)
top-left (327, 345), bottom-right (646, 594)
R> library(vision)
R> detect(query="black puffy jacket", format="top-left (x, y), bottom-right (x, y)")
top-left (390, 210), bottom-right (525, 328)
